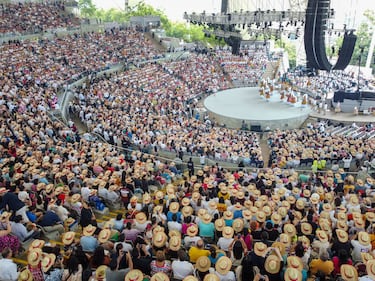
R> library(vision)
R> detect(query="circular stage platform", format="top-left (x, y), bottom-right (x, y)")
top-left (204, 87), bottom-right (312, 130)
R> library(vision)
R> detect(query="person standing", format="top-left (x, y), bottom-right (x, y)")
top-left (187, 158), bottom-right (194, 177)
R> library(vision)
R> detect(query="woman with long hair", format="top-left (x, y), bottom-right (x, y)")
top-left (90, 246), bottom-right (110, 270)
top-left (62, 256), bottom-right (83, 281)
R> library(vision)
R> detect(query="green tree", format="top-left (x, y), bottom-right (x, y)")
top-left (349, 10), bottom-right (374, 71)
top-left (78, 0), bottom-right (96, 18)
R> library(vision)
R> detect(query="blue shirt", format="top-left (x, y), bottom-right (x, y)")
top-left (198, 221), bottom-right (215, 239)
top-left (80, 236), bottom-right (99, 253)
top-left (0, 192), bottom-right (25, 212)
top-left (39, 211), bottom-right (61, 227)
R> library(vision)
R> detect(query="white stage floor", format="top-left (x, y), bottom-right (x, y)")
top-left (204, 87), bottom-right (311, 130)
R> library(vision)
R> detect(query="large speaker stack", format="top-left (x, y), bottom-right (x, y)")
top-left (304, 0), bottom-right (357, 71)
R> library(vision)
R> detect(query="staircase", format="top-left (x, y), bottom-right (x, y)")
top-left (262, 61), bottom-right (279, 80)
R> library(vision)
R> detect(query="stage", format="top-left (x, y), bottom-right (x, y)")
top-left (203, 87), bottom-right (312, 130)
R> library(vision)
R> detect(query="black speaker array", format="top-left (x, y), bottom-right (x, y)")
top-left (304, 0), bottom-right (357, 71)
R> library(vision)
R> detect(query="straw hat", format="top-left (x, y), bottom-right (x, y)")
top-left (232, 218), bottom-right (244, 233)
top-left (215, 218), bottom-right (225, 232)
top-left (153, 225), bottom-right (165, 235)
top-left (262, 205), bottom-right (272, 217)
top-left (18, 268), bottom-right (33, 281)
top-left (222, 226), bottom-right (234, 239)
top-left (340, 264), bottom-right (358, 281)
top-left (256, 211), bottom-right (266, 223)
top-left (361, 252), bottom-right (374, 264)
top-left (265, 254), bottom-right (281, 274)
top-left (155, 191), bottom-right (164, 201)
top-left (287, 256), bottom-right (303, 271)
top-left (197, 208), bottom-right (207, 220)
top-left (0, 211), bottom-right (11, 223)
top-left (169, 202), bottom-right (179, 213)
top-left (27, 249), bottom-right (42, 267)
top-left (335, 229), bottom-right (348, 243)
top-left (208, 201), bottom-right (218, 210)
top-left (150, 272), bottom-right (169, 281)
top-left (195, 256), bottom-right (211, 272)
top-left (296, 199), bottom-right (305, 210)
top-left (279, 233), bottom-right (291, 246)
top-left (187, 224), bottom-right (198, 237)
top-left (182, 206), bottom-right (193, 218)
top-left (181, 197), bottom-right (190, 207)
top-left (62, 231), bottom-right (75, 245)
top-left (203, 274), bottom-right (220, 281)
top-left (191, 191), bottom-right (201, 201)
top-left (135, 212), bottom-right (147, 224)
top-left (310, 193), bottom-right (320, 204)
top-left (284, 223), bottom-right (296, 237)
top-left (125, 269), bottom-right (144, 281)
top-left (366, 212), bottom-right (375, 222)
top-left (169, 235), bottom-right (181, 251)
top-left (215, 256), bottom-right (232, 275)
top-left (316, 230), bottom-right (328, 243)
top-left (271, 213), bottom-right (282, 225)
top-left (272, 241), bottom-right (286, 256)
top-left (70, 193), bottom-right (81, 203)
top-left (41, 253), bottom-right (56, 273)
top-left (98, 229), bottom-right (111, 243)
top-left (242, 209), bottom-right (252, 221)
top-left (223, 210), bottom-right (233, 220)
top-left (302, 189), bottom-right (311, 198)
top-left (336, 220), bottom-right (348, 231)
top-left (83, 224), bottom-right (97, 236)
top-left (337, 212), bottom-right (347, 221)
top-left (278, 207), bottom-right (288, 218)
top-left (30, 239), bottom-right (45, 250)
top-left (284, 268), bottom-right (302, 281)
top-left (201, 213), bottom-right (212, 224)
top-left (254, 242), bottom-right (268, 257)
top-left (96, 265), bottom-right (107, 280)
top-left (300, 222), bottom-right (312, 235)
top-left (358, 231), bottom-right (371, 246)
top-left (142, 193), bottom-right (151, 204)
top-left (153, 232), bottom-right (168, 248)
top-left (366, 259), bottom-right (375, 280)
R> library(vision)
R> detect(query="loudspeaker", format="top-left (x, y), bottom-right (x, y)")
top-left (250, 125), bottom-right (262, 132)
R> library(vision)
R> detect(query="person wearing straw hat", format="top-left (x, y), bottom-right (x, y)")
top-left (359, 259), bottom-right (375, 281)
top-left (213, 256), bottom-right (235, 281)
top-left (264, 250), bottom-right (284, 281)
top-left (80, 224), bottom-right (99, 253)
top-left (0, 211), bottom-right (20, 255)
top-left (42, 253), bottom-right (64, 281)
top-left (340, 264), bottom-right (358, 281)
top-left (194, 256), bottom-right (212, 281)
top-left (198, 214), bottom-right (215, 242)
top-left (167, 213), bottom-right (182, 233)
top-left (184, 224), bottom-right (201, 248)
top-left (0, 247), bottom-right (19, 281)
top-left (18, 268), bottom-right (33, 281)
top-left (27, 248), bottom-right (44, 281)
top-left (171, 249), bottom-right (194, 280)
top-left (217, 226), bottom-right (234, 253)
top-left (351, 231), bottom-right (372, 263)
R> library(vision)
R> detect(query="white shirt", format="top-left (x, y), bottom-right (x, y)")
top-left (0, 258), bottom-right (19, 281)
top-left (217, 237), bottom-right (234, 251)
top-left (351, 240), bottom-right (372, 262)
top-left (215, 270), bottom-right (236, 281)
top-left (171, 260), bottom-right (194, 279)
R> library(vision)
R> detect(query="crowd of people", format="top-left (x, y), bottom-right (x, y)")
top-left (70, 55), bottom-right (263, 165)
top-left (1, 2), bottom-right (375, 281)
top-left (0, 1), bottom-right (80, 35)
